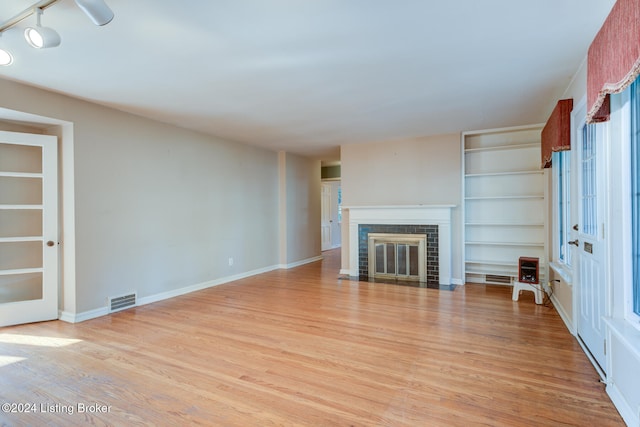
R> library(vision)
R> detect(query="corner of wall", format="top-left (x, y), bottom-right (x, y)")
top-left (278, 151), bottom-right (288, 266)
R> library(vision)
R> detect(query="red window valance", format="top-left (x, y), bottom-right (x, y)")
top-left (542, 99), bottom-right (573, 169)
top-left (587, 0), bottom-right (640, 122)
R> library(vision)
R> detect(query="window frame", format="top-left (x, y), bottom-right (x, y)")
top-left (554, 150), bottom-right (573, 267)
top-left (630, 77), bottom-right (640, 324)
top-left (615, 79), bottom-right (640, 330)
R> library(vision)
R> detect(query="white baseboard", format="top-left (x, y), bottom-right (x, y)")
top-left (607, 382), bottom-right (638, 427)
top-left (59, 263), bottom-right (282, 323)
top-left (59, 307), bottom-right (108, 324)
top-left (451, 278), bottom-right (464, 286)
top-left (550, 293), bottom-right (575, 335)
top-left (137, 264), bottom-right (281, 307)
top-left (58, 311), bottom-right (75, 323)
top-left (278, 255), bottom-right (323, 269)
top-left (57, 258), bottom-right (328, 324)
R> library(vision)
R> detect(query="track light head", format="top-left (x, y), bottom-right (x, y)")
top-left (0, 32), bottom-right (12, 66)
top-left (25, 26), bottom-right (61, 49)
top-left (24, 8), bottom-right (61, 49)
top-left (0, 48), bottom-right (13, 66)
top-left (74, 0), bottom-right (114, 26)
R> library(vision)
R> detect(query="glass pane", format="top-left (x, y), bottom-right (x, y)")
top-left (582, 124), bottom-right (597, 237)
top-left (397, 244), bottom-right (407, 275)
top-left (0, 272), bottom-right (42, 303)
top-left (0, 143), bottom-right (42, 173)
top-left (0, 176), bottom-right (42, 205)
top-left (564, 151), bottom-right (572, 266)
top-left (409, 245), bottom-right (419, 276)
top-left (632, 78), bottom-right (640, 315)
top-left (0, 241), bottom-right (42, 270)
top-left (0, 210), bottom-right (42, 238)
top-left (557, 152), bottom-right (565, 259)
top-left (558, 150), bottom-right (573, 266)
top-left (337, 186), bottom-right (342, 223)
top-left (386, 243), bottom-right (395, 275)
top-left (375, 244), bottom-right (385, 274)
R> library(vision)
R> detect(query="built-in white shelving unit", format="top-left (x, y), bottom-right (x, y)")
top-left (462, 125), bottom-right (547, 285)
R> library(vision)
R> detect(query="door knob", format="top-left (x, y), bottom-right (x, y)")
top-left (46, 241), bottom-right (55, 247)
top-left (573, 224), bottom-right (579, 231)
top-left (568, 239), bottom-right (579, 247)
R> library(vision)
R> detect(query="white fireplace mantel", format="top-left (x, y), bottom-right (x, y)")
top-left (344, 205), bottom-right (455, 284)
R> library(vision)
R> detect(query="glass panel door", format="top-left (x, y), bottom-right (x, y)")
top-left (0, 131), bottom-right (58, 326)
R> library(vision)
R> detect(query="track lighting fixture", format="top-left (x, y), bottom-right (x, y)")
top-left (0, 49), bottom-right (13, 66)
top-left (74, 0), bottom-right (114, 26)
top-left (0, 0), bottom-right (114, 65)
top-left (0, 34), bottom-right (12, 66)
top-left (24, 8), bottom-right (61, 49)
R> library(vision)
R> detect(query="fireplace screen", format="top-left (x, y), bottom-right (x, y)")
top-left (374, 243), bottom-right (420, 278)
top-left (368, 233), bottom-right (426, 282)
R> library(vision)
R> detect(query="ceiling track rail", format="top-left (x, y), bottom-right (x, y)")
top-left (0, 0), bottom-right (60, 33)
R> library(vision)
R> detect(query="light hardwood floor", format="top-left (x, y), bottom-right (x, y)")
top-left (0, 249), bottom-right (624, 426)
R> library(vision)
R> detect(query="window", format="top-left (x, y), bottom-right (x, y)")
top-left (631, 77), bottom-right (640, 317)
top-left (554, 150), bottom-right (572, 266)
top-left (337, 185), bottom-right (342, 223)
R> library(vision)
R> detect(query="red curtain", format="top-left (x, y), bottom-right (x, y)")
top-left (542, 99), bottom-right (573, 168)
top-left (587, 0), bottom-right (640, 122)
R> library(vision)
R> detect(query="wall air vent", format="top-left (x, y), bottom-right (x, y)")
top-left (109, 293), bottom-right (136, 313)
top-left (485, 274), bottom-right (511, 284)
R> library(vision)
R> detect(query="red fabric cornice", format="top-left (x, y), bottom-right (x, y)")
top-left (542, 99), bottom-right (573, 169)
top-left (587, 0), bottom-right (640, 123)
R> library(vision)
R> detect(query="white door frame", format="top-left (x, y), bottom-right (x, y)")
top-left (321, 182), bottom-right (332, 251)
top-left (329, 180), bottom-right (341, 249)
top-left (321, 180), bottom-right (342, 250)
top-left (572, 102), bottom-right (611, 377)
top-left (0, 108), bottom-right (76, 322)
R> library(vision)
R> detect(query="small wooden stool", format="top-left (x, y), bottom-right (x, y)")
top-left (512, 281), bottom-right (543, 304)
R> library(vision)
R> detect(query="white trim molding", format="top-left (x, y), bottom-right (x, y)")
top-left (278, 255), bottom-right (323, 270)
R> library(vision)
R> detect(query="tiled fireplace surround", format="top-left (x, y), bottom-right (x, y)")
top-left (358, 224), bottom-right (439, 284)
top-left (345, 205), bottom-right (454, 285)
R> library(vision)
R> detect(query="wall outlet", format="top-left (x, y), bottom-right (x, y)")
top-left (228, 257), bottom-right (234, 267)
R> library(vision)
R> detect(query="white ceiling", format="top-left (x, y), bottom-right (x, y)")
top-left (0, 0), bottom-right (616, 161)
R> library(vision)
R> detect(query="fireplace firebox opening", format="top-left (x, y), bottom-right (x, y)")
top-left (368, 233), bottom-right (426, 282)
top-left (358, 224), bottom-right (439, 285)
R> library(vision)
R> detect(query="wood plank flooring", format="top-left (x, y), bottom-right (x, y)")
top-left (0, 249), bottom-right (624, 426)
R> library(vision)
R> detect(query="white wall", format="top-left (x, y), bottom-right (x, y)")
top-left (280, 152), bottom-right (322, 265)
top-left (340, 133), bottom-right (463, 283)
top-left (1, 78), bottom-right (284, 317)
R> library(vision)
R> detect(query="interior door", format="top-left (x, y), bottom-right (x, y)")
top-left (330, 182), bottom-right (341, 248)
top-left (321, 183), bottom-right (332, 251)
top-left (0, 130), bottom-right (58, 327)
top-left (575, 121), bottom-right (608, 374)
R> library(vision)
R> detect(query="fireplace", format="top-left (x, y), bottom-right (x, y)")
top-left (368, 233), bottom-right (427, 282)
top-left (345, 205), bottom-right (455, 285)
top-left (360, 226), bottom-right (437, 284)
